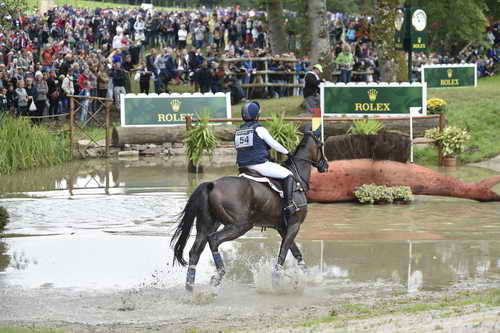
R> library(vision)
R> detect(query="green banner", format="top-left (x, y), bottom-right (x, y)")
top-left (321, 83), bottom-right (426, 117)
top-left (421, 64), bottom-right (477, 88)
top-left (121, 93), bottom-right (231, 126)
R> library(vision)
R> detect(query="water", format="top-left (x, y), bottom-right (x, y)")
top-left (1, 157), bottom-right (499, 293)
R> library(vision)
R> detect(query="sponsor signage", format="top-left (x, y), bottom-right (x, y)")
top-left (421, 64), bottom-right (477, 88)
top-left (321, 82), bottom-right (427, 117)
top-left (120, 93), bottom-right (232, 127)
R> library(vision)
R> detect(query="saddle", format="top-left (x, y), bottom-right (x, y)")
top-left (238, 168), bottom-right (308, 209)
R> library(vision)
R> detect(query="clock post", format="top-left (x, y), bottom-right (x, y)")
top-left (395, 1), bottom-right (427, 82)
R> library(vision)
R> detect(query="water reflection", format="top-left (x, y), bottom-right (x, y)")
top-left (0, 157), bottom-right (499, 293)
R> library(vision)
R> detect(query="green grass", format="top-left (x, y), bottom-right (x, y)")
top-left (420, 75), bottom-right (500, 164)
top-left (0, 115), bottom-right (72, 175)
top-left (291, 288), bottom-right (500, 331)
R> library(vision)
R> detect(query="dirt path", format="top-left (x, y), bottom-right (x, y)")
top-left (2, 281), bottom-right (500, 332)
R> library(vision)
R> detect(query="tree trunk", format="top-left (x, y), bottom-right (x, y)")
top-left (112, 117), bottom-right (441, 145)
top-left (267, 0), bottom-right (287, 55)
top-left (308, 0), bottom-right (330, 65)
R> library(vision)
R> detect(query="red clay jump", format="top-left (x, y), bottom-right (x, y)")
top-left (307, 159), bottom-right (500, 202)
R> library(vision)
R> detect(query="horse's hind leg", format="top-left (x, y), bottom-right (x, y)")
top-left (185, 221), bottom-right (220, 292)
top-left (207, 223), bottom-right (252, 286)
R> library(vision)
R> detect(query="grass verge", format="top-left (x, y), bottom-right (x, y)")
top-left (293, 288), bottom-right (500, 331)
top-left (419, 74), bottom-right (500, 164)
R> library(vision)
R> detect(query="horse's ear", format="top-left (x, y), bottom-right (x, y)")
top-left (313, 125), bottom-right (322, 139)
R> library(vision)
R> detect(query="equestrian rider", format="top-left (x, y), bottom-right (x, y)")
top-left (235, 101), bottom-right (298, 216)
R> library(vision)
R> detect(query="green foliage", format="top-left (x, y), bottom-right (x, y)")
top-left (0, 115), bottom-right (72, 175)
top-left (183, 110), bottom-right (218, 168)
top-left (1, 0), bottom-right (28, 28)
top-left (263, 113), bottom-right (302, 159)
top-left (422, 0), bottom-right (490, 54)
top-left (0, 206), bottom-right (9, 233)
top-left (425, 126), bottom-right (471, 157)
top-left (347, 118), bottom-right (384, 135)
top-left (354, 184), bottom-right (413, 204)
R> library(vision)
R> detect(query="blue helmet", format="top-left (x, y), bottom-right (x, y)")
top-left (241, 102), bottom-right (260, 121)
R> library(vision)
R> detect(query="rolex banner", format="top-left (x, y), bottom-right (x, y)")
top-left (421, 64), bottom-right (477, 88)
top-left (321, 83), bottom-right (427, 117)
top-left (120, 93), bottom-right (232, 127)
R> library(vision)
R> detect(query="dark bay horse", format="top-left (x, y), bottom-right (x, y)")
top-left (171, 130), bottom-right (329, 291)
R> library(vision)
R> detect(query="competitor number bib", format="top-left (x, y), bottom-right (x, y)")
top-left (235, 129), bottom-right (254, 149)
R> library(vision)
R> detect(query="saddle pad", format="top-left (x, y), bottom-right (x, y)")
top-left (239, 173), bottom-right (284, 198)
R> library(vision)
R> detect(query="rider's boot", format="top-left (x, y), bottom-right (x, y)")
top-left (282, 175), bottom-right (298, 216)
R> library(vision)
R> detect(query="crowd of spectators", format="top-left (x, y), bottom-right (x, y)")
top-left (0, 5), bottom-right (498, 121)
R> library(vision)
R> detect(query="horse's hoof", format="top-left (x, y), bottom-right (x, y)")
top-left (272, 266), bottom-right (284, 289)
top-left (210, 274), bottom-right (222, 287)
top-left (185, 283), bottom-right (194, 292)
top-left (298, 262), bottom-right (308, 274)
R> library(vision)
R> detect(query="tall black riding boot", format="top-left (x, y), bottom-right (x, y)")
top-left (282, 175), bottom-right (298, 216)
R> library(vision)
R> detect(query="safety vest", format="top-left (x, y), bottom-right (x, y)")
top-left (235, 122), bottom-right (270, 167)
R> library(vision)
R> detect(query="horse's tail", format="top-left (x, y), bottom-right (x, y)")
top-left (170, 181), bottom-right (214, 266)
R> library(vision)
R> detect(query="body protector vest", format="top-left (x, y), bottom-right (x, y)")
top-left (235, 122), bottom-right (270, 167)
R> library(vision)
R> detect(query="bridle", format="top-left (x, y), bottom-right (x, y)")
top-left (290, 132), bottom-right (328, 169)
top-left (286, 132), bottom-right (328, 192)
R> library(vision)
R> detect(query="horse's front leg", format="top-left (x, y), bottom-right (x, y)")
top-left (277, 226), bottom-right (307, 272)
top-left (275, 220), bottom-right (301, 269)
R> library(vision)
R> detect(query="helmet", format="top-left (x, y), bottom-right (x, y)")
top-left (241, 101), bottom-right (260, 121)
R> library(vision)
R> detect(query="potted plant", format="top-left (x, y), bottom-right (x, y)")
top-left (264, 113), bottom-right (302, 160)
top-left (427, 98), bottom-right (447, 115)
top-left (424, 126), bottom-right (470, 167)
top-left (184, 110), bottom-right (218, 173)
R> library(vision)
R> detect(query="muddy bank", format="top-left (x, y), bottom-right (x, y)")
top-left (1, 282), bottom-right (500, 332)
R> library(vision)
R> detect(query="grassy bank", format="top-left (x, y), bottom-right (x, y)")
top-left (0, 116), bottom-right (72, 175)
top-left (418, 75), bottom-right (500, 164)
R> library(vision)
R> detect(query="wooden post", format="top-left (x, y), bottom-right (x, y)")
top-left (438, 113), bottom-right (445, 166)
top-left (69, 96), bottom-right (75, 157)
top-left (186, 116), bottom-right (195, 172)
top-left (105, 101), bottom-right (111, 157)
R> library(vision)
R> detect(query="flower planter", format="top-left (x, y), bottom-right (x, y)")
top-left (442, 156), bottom-right (457, 168)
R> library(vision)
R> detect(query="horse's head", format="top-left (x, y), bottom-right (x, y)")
top-left (306, 130), bottom-right (329, 173)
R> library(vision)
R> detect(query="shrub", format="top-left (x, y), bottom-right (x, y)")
top-left (424, 126), bottom-right (470, 157)
top-left (347, 118), bottom-right (384, 135)
top-left (0, 115), bottom-right (71, 175)
top-left (427, 98), bottom-right (447, 115)
top-left (263, 113), bottom-right (302, 159)
top-left (183, 110), bottom-right (218, 170)
top-left (0, 206), bottom-right (8, 232)
top-left (354, 184), bottom-right (414, 204)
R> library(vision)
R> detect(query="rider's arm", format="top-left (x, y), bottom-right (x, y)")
top-left (255, 126), bottom-right (289, 155)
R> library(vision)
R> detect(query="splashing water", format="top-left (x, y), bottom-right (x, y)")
top-left (251, 258), bottom-right (323, 295)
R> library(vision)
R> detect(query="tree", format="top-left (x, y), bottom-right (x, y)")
top-left (308, 0), bottom-right (330, 65)
top-left (266, 0), bottom-right (288, 54)
top-left (0, 0), bottom-right (28, 28)
top-left (421, 0), bottom-right (489, 55)
top-left (371, 0), bottom-right (407, 82)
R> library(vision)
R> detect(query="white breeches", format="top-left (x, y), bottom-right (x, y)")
top-left (247, 161), bottom-right (292, 179)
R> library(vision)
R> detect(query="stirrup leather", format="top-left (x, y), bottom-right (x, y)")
top-left (284, 201), bottom-right (300, 215)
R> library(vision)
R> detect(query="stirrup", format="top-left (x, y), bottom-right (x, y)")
top-left (284, 201), bottom-right (299, 216)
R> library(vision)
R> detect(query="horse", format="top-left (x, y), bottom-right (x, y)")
top-left (170, 129), bottom-right (329, 291)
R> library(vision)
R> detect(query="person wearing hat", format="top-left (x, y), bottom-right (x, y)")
top-left (235, 101), bottom-right (299, 216)
top-left (303, 63), bottom-right (323, 114)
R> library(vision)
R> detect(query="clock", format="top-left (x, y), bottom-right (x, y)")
top-left (411, 9), bottom-right (427, 31)
top-left (394, 9), bottom-right (404, 31)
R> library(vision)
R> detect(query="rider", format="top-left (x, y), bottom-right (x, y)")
top-left (235, 101), bottom-right (298, 216)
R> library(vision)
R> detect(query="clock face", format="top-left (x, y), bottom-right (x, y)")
top-left (395, 9), bottom-right (404, 31)
top-left (412, 9), bottom-right (427, 31)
